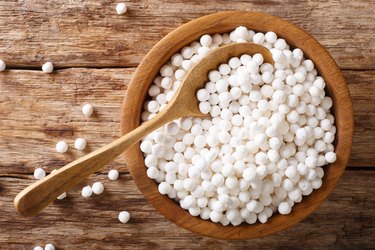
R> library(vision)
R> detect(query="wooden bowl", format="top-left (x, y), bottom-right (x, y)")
top-left (121, 11), bottom-right (354, 239)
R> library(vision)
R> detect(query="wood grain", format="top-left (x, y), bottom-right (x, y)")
top-left (0, 68), bottom-right (130, 176)
top-left (0, 0), bottom-right (373, 247)
top-left (0, 0), bottom-right (374, 69)
top-left (1, 170), bottom-right (374, 249)
top-left (346, 70), bottom-right (375, 167)
top-left (0, 68), bottom-right (373, 178)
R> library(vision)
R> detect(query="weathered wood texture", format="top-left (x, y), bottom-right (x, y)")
top-left (0, 0), bottom-right (374, 248)
top-left (0, 68), bottom-right (130, 175)
top-left (346, 70), bottom-right (375, 167)
top-left (0, 0), bottom-right (374, 69)
top-left (0, 170), bottom-right (374, 249)
top-left (0, 69), bottom-right (373, 173)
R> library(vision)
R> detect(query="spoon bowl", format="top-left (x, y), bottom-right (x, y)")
top-left (167, 42), bottom-right (274, 118)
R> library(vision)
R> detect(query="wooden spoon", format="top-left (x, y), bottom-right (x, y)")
top-left (14, 42), bottom-right (274, 217)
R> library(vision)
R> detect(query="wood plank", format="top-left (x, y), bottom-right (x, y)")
top-left (0, 69), bottom-right (373, 175)
top-left (0, 0), bottom-right (374, 69)
top-left (344, 70), bottom-right (375, 167)
top-left (0, 68), bottom-right (130, 175)
top-left (0, 170), bottom-right (374, 248)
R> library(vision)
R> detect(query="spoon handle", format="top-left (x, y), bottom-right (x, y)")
top-left (14, 107), bottom-right (179, 217)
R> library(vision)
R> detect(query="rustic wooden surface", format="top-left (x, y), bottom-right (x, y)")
top-left (0, 0), bottom-right (374, 70)
top-left (0, 0), bottom-right (374, 249)
top-left (1, 171), bottom-right (374, 249)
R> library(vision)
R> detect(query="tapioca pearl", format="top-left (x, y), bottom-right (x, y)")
top-left (264, 31), bottom-right (277, 43)
top-left (252, 32), bottom-right (265, 44)
top-left (181, 60), bottom-right (194, 71)
top-left (181, 46), bottom-right (194, 59)
top-left (322, 131), bottom-right (335, 144)
top-left (314, 78), bottom-right (326, 89)
top-left (170, 53), bottom-right (183, 67)
top-left (228, 57), bottom-right (241, 69)
top-left (200, 34), bottom-right (213, 47)
top-left (274, 69), bottom-right (287, 81)
top-left (233, 26), bottom-right (249, 41)
top-left (325, 151), bottom-right (337, 163)
top-left (239, 54), bottom-right (251, 66)
top-left (274, 38), bottom-right (287, 50)
top-left (208, 69), bottom-right (221, 82)
top-left (321, 96), bottom-right (333, 110)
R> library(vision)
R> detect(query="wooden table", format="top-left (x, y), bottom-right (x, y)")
top-left (0, 1), bottom-right (374, 249)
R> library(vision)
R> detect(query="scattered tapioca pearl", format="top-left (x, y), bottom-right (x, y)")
top-left (81, 185), bottom-right (92, 198)
top-left (55, 141), bottom-right (68, 153)
top-left (0, 59), bottom-right (6, 71)
top-left (45, 243), bottom-right (55, 250)
top-left (74, 138), bottom-right (86, 150)
top-left (141, 27), bottom-right (336, 226)
top-left (57, 192), bottom-right (67, 200)
top-left (116, 3), bottom-right (127, 14)
top-left (82, 103), bottom-right (94, 117)
top-left (34, 168), bottom-right (46, 180)
top-left (108, 169), bottom-right (119, 181)
top-left (42, 62), bottom-right (54, 73)
top-left (118, 211), bottom-right (130, 223)
top-left (92, 182), bottom-right (105, 195)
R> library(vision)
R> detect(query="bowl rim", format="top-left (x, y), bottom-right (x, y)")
top-left (121, 11), bottom-right (354, 239)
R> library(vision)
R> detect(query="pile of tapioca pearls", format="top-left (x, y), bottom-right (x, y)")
top-left (140, 26), bottom-right (337, 226)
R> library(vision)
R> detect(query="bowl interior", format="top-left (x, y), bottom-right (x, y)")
top-left (121, 11), bottom-right (354, 239)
